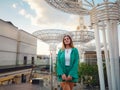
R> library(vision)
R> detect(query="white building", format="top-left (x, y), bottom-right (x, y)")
top-left (0, 19), bottom-right (18, 66)
top-left (0, 19), bottom-right (37, 66)
top-left (17, 30), bottom-right (37, 65)
top-left (36, 55), bottom-right (50, 65)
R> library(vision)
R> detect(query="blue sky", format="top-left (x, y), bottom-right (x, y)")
top-left (0, 0), bottom-right (80, 34)
top-left (0, 0), bottom-right (118, 34)
top-left (0, 0), bottom-right (35, 32)
top-left (0, 0), bottom-right (80, 55)
top-left (0, 0), bottom-right (117, 34)
top-left (0, 0), bottom-right (119, 55)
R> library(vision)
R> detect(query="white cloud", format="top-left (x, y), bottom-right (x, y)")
top-left (21, 0), bottom-right (79, 31)
top-left (12, 3), bottom-right (17, 8)
top-left (19, 9), bottom-right (26, 16)
top-left (19, 9), bottom-right (32, 19)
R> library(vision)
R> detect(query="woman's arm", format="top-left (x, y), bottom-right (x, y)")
top-left (69, 48), bottom-right (79, 78)
top-left (57, 49), bottom-right (64, 76)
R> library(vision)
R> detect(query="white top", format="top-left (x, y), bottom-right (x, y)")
top-left (65, 48), bottom-right (72, 66)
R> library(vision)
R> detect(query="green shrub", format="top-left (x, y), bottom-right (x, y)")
top-left (78, 63), bottom-right (99, 87)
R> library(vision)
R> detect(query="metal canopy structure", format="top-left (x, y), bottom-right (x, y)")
top-left (45, 0), bottom-right (89, 15)
top-left (45, 0), bottom-right (118, 15)
top-left (33, 29), bottom-right (71, 44)
top-left (33, 29), bottom-right (71, 62)
top-left (84, 41), bottom-right (104, 51)
top-left (72, 30), bottom-right (94, 43)
top-left (45, 0), bottom-right (120, 90)
top-left (90, 2), bottom-right (120, 90)
top-left (33, 29), bottom-right (71, 65)
top-left (72, 30), bottom-right (94, 62)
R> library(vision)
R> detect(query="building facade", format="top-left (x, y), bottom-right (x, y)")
top-left (0, 19), bottom-right (18, 66)
top-left (17, 30), bottom-right (37, 65)
top-left (84, 51), bottom-right (105, 65)
top-left (0, 19), bottom-right (37, 66)
top-left (0, 19), bottom-right (37, 85)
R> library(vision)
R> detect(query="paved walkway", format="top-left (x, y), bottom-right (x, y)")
top-left (0, 83), bottom-right (101, 90)
top-left (0, 83), bottom-right (48, 90)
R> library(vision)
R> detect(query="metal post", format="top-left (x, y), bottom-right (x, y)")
top-left (94, 24), bottom-right (105, 90)
top-left (112, 20), bottom-right (120, 90)
top-left (101, 22), bottom-right (112, 90)
top-left (52, 50), bottom-right (56, 72)
top-left (16, 30), bottom-right (19, 65)
top-left (49, 44), bottom-right (57, 90)
top-left (106, 20), bottom-right (117, 90)
top-left (52, 50), bottom-right (58, 90)
top-left (50, 51), bottom-right (53, 90)
top-left (50, 51), bottom-right (52, 74)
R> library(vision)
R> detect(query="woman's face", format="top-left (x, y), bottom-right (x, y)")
top-left (63, 36), bottom-right (71, 45)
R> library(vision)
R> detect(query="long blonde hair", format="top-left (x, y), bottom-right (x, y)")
top-left (61, 35), bottom-right (74, 50)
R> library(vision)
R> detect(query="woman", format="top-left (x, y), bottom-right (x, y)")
top-left (57, 35), bottom-right (79, 90)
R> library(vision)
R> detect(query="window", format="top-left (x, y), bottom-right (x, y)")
top-left (31, 57), bottom-right (34, 65)
top-left (24, 56), bottom-right (27, 65)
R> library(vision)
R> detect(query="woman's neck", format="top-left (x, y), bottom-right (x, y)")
top-left (65, 45), bottom-right (71, 49)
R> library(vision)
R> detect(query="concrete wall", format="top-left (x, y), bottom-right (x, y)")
top-left (0, 20), bottom-right (18, 66)
top-left (0, 36), bottom-right (17, 52)
top-left (0, 20), bottom-right (18, 40)
top-left (18, 30), bottom-right (37, 46)
top-left (17, 30), bottom-right (37, 65)
top-left (0, 19), bottom-right (37, 66)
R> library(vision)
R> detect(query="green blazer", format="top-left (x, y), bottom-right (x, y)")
top-left (56, 48), bottom-right (79, 82)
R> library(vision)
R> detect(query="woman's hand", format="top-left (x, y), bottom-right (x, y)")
top-left (62, 74), bottom-right (67, 80)
top-left (66, 75), bottom-right (72, 81)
